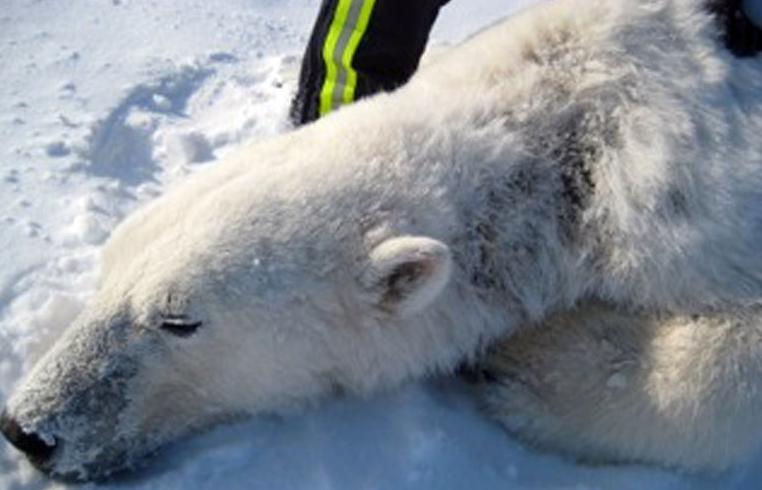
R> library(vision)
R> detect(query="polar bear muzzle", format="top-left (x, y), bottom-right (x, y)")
top-left (0, 309), bottom-right (164, 482)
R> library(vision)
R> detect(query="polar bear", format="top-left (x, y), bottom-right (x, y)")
top-left (2, 0), bottom-right (762, 481)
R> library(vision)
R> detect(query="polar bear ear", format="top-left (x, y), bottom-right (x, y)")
top-left (362, 236), bottom-right (453, 316)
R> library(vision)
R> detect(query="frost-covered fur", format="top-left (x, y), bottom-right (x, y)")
top-left (3, 0), bottom-right (762, 481)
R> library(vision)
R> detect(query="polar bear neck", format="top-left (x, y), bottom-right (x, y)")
top-left (292, 86), bottom-right (595, 335)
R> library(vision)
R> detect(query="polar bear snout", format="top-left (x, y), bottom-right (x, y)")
top-left (0, 308), bottom-right (174, 481)
top-left (0, 411), bottom-right (57, 470)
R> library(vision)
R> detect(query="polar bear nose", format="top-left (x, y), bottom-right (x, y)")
top-left (0, 410), bottom-right (57, 467)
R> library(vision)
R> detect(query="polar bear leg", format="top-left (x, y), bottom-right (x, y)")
top-left (476, 304), bottom-right (762, 471)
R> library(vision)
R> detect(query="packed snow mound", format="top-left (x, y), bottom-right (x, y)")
top-left (1, 0), bottom-right (762, 488)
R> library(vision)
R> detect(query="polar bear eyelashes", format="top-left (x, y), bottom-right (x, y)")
top-left (159, 314), bottom-right (203, 338)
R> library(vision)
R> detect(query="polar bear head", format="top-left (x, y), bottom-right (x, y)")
top-left (0, 131), bottom-right (467, 480)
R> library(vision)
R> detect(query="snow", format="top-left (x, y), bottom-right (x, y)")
top-left (0, 0), bottom-right (760, 488)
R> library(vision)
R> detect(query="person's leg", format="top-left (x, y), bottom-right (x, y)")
top-left (290, 0), bottom-right (450, 126)
top-left (708, 0), bottom-right (762, 57)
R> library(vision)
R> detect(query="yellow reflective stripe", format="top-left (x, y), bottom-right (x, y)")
top-left (341, 0), bottom-right (376, 104)
top-left (319, 0), bottom-right (377, 116)
top-left (319, 0), bottom-right (353, 116)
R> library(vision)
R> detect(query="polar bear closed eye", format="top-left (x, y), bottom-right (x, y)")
top-left (3, 0), bottom-right (762, 482)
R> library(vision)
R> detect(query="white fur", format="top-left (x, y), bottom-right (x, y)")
top-left (3, 0), bottom-right (762, 480)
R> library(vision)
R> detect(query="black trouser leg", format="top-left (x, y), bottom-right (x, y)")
top-left (290, 0), bottom-right (450, 126)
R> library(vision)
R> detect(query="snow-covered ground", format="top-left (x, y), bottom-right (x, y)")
top-left (1, 0), bottom-right (761, 488)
